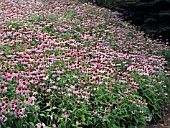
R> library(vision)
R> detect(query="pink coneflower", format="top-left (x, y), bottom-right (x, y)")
top-left (98, 113), bottom-right (102, 118)
top-left (3, 108), bottom-right (10, 114)
top-left (116, 99), bottom-right (121, 103)
top-left (6, 75), bottom-right (13, 81)
top-left (108, 102), bottom-right (113, 106)
top-left (29, 99), bottom-right (35, 106)
top-left (0, 114), bottom-right (7, 122)
top-left (46, 101), bottom-right (50, 107)
top-left (0, 86), bottom-right (7, 93)
top-left (87, 101), bottom-right (91, 105)
top-left (62, 112), bottom-right (70, 118)
top-left (77, 120), bottom-right (81, 125)
top-left (139, 110), bottom-right (144, 113)
top-left (52, 123), bottom-right (57, 128)
top-left (16, 87), bottom-right (22, 94)
top-left (62, 108), bottom-right (66, 112)
top-left (105, 107), bottom-right (110, 113)
top-left (146, 116), bottom-right (151, 122)
top-left (92, 110), bottom-right (97, 114)
top-left (124, 89), bottom-right (129, 94)
top-left (35, 122), bottom-right (46, 128)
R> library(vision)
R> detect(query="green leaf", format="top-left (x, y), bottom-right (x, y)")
top-left (81, 115), bottom-right (85, 122)
top-left (29, 122), bottom-right (35, 126)
top-left (45, 108), bottom-right (52, 112)
top-left (39, 113), bottom-right (45, 117)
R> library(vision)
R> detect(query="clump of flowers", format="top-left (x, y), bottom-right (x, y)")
top-left (0, 0), bottom-right (169, 128)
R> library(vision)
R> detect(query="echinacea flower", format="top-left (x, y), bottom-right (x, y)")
top-left (35, 122), bottom-right (46, 128)
top-left (76, 120), bottom-right (81, 125)
top-left (52, 123), bottom-right (57, 128)
top-left (0, 86), bottom-right (7, 93)
top-left (62, 112), bottom-right (70, 118)
top-left (92, 110), bottom-right (97, 114)
top-left (0, 114), bottom-right (7, 122)
top-left (146, 116), bottom-right (151, 122)
top-left (108, 102), bottom-right (113, 106)
top-left (98, 113), bottom-right (102, 118)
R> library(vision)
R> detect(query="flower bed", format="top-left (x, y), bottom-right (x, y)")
top-left (0, 0), bottom-right (169, 127)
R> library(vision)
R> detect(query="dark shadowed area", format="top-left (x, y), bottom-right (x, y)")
top-left (94, 0), bottom-right (170, 46)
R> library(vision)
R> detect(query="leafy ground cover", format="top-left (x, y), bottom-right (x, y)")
top-left (0, 0), bottom-right (170, 128)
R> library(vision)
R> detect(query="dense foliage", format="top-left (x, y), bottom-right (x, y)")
top-left (0, 0), bottom-right (169, 128)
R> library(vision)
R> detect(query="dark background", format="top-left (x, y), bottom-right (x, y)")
top-left (90, 0), bottom-right (170, 46)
